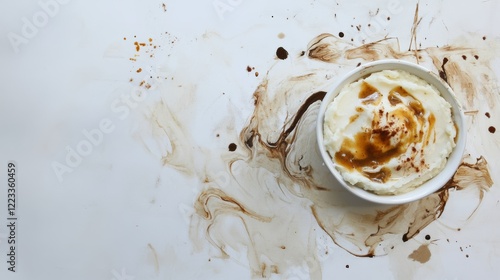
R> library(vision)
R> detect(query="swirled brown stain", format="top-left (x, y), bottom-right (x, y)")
top-left (148, 32), bottom-right (500, 278)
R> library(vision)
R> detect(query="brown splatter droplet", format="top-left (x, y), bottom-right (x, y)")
top-left (123, 37), bottom-right (127, 41)
top-left (276, 47), bottom-right (289, 60)
top-left (483, 36), bottom-right (486, 40)
top-left (247, 66), bottom-right (252, 72)
top-left (474, 55), bottom-right (479, 60)
top-left (280, 246), bottom-right (286, 250)
top-left (338, 32), bottom-right (344, 38)
top-left (489, 126), bottom-right (496, 134)
top-left (228, 143), bottom-right (237, 152)
top-left (485, 112), bottom-right (491, 118)
top-left (462, 55), bottom-right (467, 60)
top-left (346, 265), bottom-right (350, 268)
top-left (137, 68), bottom-right (142, 73)
top-left (425, 235), bottom-right (431, 240)
top-left (278, 33), bottom-right (285, 39)
top-left (387, 16), bottom-right (391, 20)
top-left (409, 245), bottom-right (431, 263)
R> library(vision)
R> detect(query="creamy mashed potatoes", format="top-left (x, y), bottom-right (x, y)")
top-left (323, 70), bottom-right (457, 195)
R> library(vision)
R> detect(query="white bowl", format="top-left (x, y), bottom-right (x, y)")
top-left (316, 59), bottom-right (466, 205)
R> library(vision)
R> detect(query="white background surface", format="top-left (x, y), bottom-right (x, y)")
top-left (1, 0), bottom-right (500, 279)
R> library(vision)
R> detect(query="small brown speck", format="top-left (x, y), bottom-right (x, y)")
top-left (149, 38), bottom-right (153, 42)
top-left (136, 68), bottom-right (142, 73)
top-left (162, 3), bottom-right (167, 12)
top-left (228, 143), bottom-right (237, 152)
top-left (425, 235), bottom-right (431, 240)
top-left (123, 37), bottom-right (127, 40)
top-left (346, 265), bottom-right (350, 268)
top-left (387, 16), bottom-right (391, 20)
top-left (357, 62), bottom-right (361, 67)
top-left (483, 36), bottom-right (486, 40)
top-left (338, 32), bottom-right (344, 38)
top-left (129, 78), bottom-right (133, 82)
top-left (278, 32), bottom-right (285, 39)
top-left (255, 72), bottom-right (259, 77)
top-left (246, 66), bottom-right (252, 72)
top-left (299, 51), bottom-right (305, 56)
top-left (280, 246), bottom-right (286, 250)
top-left (276, 47), bottom-right (289, 60)
top-left (474, 55), bottom-right (479, 60)
top-left (485, 112), bottom-right (491, 118)
top-left (466, 254), bottom-right (469, 258)
top-left (489, 126), bottom-right (496, 134)
top-left (462, 55), bottom-right (467, 60)
top-left (216, 134), bottom-right (220, 138)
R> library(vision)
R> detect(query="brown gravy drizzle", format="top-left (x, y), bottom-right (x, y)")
top-left (335, 83), bottom-right (436, 182)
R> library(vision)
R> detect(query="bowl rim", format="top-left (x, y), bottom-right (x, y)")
top-left (316, 59), bottom-right (466, 205)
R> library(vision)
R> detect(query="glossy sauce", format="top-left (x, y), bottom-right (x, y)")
top-left (335, 84), bottom-right (435, 182)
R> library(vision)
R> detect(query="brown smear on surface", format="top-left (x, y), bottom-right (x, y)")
top-left (187, 31), bottom-right (498, 276)
top-left (409, 244), bottom-right (431, 263)
top-left (186, 33), bottom-right (497, 277)
top-left (148, 243), bottom-right (160, 274)
top-left (139, 20), bottom-right (498, 278)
